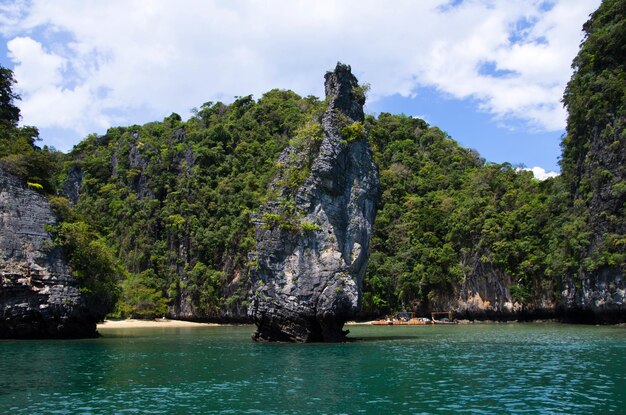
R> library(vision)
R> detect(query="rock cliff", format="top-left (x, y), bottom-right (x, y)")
top-left (426, 254), bottom-right (623, 323)
top-left (558, 0), bottom-right (625, 322)
top-left (249, 63), bottom-right (379, 341)
top-left (0, 168), bottom-right (100, 338)
top-left (434, 265), bottom-right (556, 321)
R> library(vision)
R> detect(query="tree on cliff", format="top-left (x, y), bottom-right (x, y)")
top-left (0, 65), bottom-right (39, 153)
top-left (0, 65), bottom-right (121, 325)
top-left (0, 65), bottom-right (21, 128)
top-left (560, 0), bottom-right (625, 278)
top-left (0, 65), bottom-right (59, 192)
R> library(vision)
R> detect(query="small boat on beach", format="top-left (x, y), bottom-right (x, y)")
top-left (371, 311), bottom-right (458, 325)
top-left (431, 311), bottom-right (458, 324)
top-left (371, 312), bottom-right (433, 326)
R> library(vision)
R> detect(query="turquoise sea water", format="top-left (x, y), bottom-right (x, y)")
top-left (1, 323), bottom-right (624, 414)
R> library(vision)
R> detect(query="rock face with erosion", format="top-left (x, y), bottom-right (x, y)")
top-left (0, 168), bottom-right (100, 338)
top-left (249, 63), bottom-right (379, 342)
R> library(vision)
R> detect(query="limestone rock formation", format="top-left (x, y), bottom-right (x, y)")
top-left (559, 0), bottom-right (625, 321)
top-left (249, 63), bottom-right (379, 342)
top-left (0, 168), bottom-right (100, 338)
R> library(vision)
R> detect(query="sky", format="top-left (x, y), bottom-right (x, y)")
top-left (0, 0), bottom-right (601, 178)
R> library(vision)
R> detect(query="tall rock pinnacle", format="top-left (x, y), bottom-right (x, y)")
top-left (248, 63), bottom-right (379, 342)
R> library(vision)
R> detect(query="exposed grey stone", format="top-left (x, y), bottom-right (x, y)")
top-left (431, 259), bottom-right (624, 322)
top-left (0, 168), bottom-right (100, 338)
top-left (249, 63), bottom-right (379, 342)
top-left (62, 165), bottom-right (83, 205)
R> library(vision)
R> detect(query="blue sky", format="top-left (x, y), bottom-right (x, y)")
top-left (0, 0), bottom-right (600, 177)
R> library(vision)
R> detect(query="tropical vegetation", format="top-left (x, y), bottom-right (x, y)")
top-left (0, 0), bottom-right (622, 320)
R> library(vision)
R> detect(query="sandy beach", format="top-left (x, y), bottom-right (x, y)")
top-left (97, 319), bottom-right (535, 329)
top-left (97, 319), bottom-right (224, 329)
top-left (97, 319), bottom-right (383, 329)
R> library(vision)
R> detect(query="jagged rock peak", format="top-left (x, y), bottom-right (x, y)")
top-left (248, 63), bottom-right (379, 342)
top-left (324, 62), bottom-right (365, 122)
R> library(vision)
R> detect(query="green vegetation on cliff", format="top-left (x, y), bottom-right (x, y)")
top-left (0, 66), bottom-right (61, 194)
top-left (561, 0), bottom-right (626, 278)
top-left (65, 91), bottom-right (322, 318)
top-left (0, 65), bottom-right (121, 316)
top-left (1, 0), bottom-right (623, 321)
top-left (362, 115), bottom-right (557, 314)
top-left (56, 95), bottom-right (567, 318)
top-left (1, 70), bottom-right (560, 318)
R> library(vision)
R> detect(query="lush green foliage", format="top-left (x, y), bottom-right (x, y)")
top-left (64, 96), bottom-right (565, 317)
top-left (561, 0), bottom-right (626, 276)
top-left (65, 90), bottom-right (322, 317)
top-left (2, 0), bottom-right (623, 321)
top-left (361, 114), bottom-right (556, 314)
top-left (114, 270), bottom-right (169, 319)
top-left (340, 121), bottom-right (366, 143)
top-left (50, 221), bottom-right (122, 313)
top-left (0, 65), bottom-right (62, 193)
top-left (1, 66), bottom-right (120, 318)
top-left (0, 71), bottom-right (586, 319)
top-left (0, 65), bottom-right (20, 129)
top-left (352, 83), bottom-right (370, 105)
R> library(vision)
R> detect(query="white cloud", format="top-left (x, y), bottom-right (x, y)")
top-left (0, 0), bottom-right (600, 151)
top-left (0, 0), bottom-right (28, 28)
top-left (522, 166), bottom-right (560, 181)
top-left (7, 36), bottom-right (65, 91)
top-left (6, 36), bottom-right (113, 136)
top-left (417, 0), bottom-right (598, 131)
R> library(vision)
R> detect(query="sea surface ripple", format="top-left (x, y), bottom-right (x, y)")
top-left (1, 323), bottom-right (624, 414)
